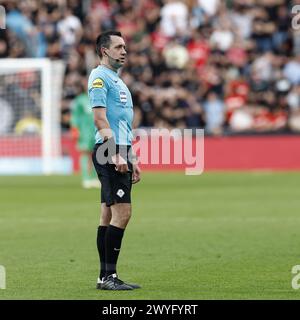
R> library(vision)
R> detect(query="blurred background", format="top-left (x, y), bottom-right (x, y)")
top-left (0, 0), bottom-right (299, 173)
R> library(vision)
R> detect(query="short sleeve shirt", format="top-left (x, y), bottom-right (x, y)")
top-left (88, 65), bottom-right (134, 145)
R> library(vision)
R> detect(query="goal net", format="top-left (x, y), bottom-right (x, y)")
top-left (0, 58), bottom-right (70, 175)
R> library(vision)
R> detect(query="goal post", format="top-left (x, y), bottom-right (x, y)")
top-left (0, 58), bottom-right (71, 175)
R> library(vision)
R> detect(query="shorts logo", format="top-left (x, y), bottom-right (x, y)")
top-left (119, 91), bottom-right (127, 104)
top-left (117, 189), bottom-right (125, 198)
top-left (92, 78), bottom-right (104, 88)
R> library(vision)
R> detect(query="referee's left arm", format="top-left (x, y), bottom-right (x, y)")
top-left (131, 150), bottom-right (141, 184)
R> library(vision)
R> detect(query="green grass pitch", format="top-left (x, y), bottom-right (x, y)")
top-left (0, 171), bottom-right (300, 300)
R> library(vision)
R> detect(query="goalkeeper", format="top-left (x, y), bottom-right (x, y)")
top-left (71, 79), bottom-right (99, 189)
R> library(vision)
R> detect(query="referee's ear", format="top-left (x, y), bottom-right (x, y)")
top-left (95, 45), bottom-right (102, 59)
top-left (102, 47), bottom-right (109, 59)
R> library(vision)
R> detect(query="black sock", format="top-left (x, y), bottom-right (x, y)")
top-left (105, 224), bottom-right (125, 278)
top-left (97, 226), bottom-right (108, 280)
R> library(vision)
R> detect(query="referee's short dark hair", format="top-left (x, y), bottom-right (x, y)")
top-left (96, 31), bottom-right (122, 58)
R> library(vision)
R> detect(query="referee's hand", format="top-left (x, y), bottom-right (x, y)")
top-left (112, 153), bottom-right (129, 173)
top-left (132, 164), bottom-right (141, 184)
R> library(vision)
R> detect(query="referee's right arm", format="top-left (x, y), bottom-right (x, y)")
top-left (93, 107), bottom-right (128, 173)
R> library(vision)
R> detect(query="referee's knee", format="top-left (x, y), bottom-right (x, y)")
top-left (120, 211), bottom-right (132, 226)
top-left (111, 203), bottom-right (132, 228)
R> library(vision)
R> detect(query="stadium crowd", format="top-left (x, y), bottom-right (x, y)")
top-left (0, 0), bottom-right (299, 135)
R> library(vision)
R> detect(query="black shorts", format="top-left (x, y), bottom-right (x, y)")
top-left (92, 143), bottom-right (133, 206)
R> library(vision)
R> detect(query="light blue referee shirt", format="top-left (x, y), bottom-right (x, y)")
top-left (88, 65), bottom-right (134, 145)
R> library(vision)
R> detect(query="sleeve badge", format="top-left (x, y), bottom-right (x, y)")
top-left (92, 78), bottom-right (104, 88)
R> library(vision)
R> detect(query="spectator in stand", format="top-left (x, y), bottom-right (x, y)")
top-left (160, 0), bottom-right (189, 38)
top-left (197, 0), bottom-right (220, 17)
top-left (203, 90), bottom-right (225, 135)
top-left (210, 18), bottom-right (235, 52)
top-left (251, 6), bottom-right (276, 53)
top-left (0, 28), bottom-right (9, 57)
top-left (288, 85), bottom-right (300, 132)
top-left (187, 29), bottom-right (210, 70)
top-left (57, 6), bottom-right (83, 58)
top-left (283, 56), bottom-right (300, 85)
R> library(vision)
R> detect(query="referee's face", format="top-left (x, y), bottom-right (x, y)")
top-left (107, 35), bottom-right (127, 69)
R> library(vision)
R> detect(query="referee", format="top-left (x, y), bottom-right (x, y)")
top-left (88, 31), bottom-right (141, 290)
